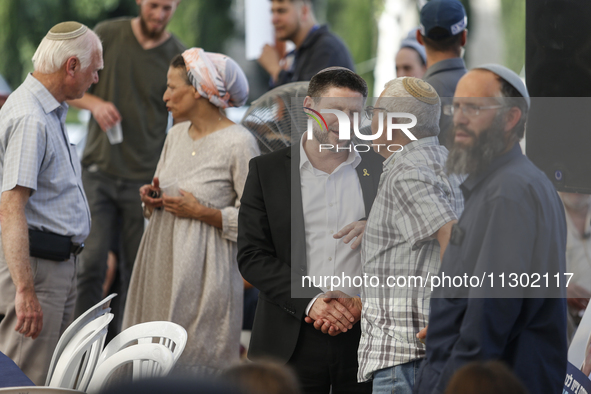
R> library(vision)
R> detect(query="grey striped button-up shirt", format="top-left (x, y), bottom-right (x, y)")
top-left (358, 136), bottom-right (464, 381)
top-left (0, 74), bottom-right (91, 244)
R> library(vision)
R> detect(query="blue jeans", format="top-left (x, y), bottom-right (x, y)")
top-left (372, 359), bottom-right (423, 394)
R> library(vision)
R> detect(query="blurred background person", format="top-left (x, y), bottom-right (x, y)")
top-left (559, 192), bottom-right (591, 338)
top-left (223, 361), bottom-right (302, 394)
top-left (69, 0), bottom-right (185, 336)
top-left (258, 0), bottom-right (355, 88)
top-left (444, 361), bottom-right (528, 394)
top-left (0, 73), bottom-right (10, 109)
top-left (395, 29), bottom-right (427, 78)
top-left (418, 0), bottom-right (468, 148)
top-left (122, 48), bottom-right (259, 376)
top-left (582, 332), bottom-right (591, 377)
top-left (103, 377), bottom-right (243, 394)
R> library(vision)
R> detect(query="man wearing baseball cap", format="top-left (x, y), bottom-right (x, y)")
top-left (414, 65), bottom-right (568, 394)
top-left (417, 0), bottom-right (468, 148)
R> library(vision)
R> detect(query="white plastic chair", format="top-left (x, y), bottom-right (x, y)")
top-left (0, 387), bottom-right (85, 393)
top-left (45, 293), bottom-right (116, 386)
top-left (86, 343), bottom-right (174, 394)
top-left (97, 321), bottom-right (187, 376)
top-left (48, 313), bottom-right (113, 392)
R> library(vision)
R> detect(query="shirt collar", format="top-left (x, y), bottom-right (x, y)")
top-left (423, 58), bottom-right (467, 80)
top-left (383, 136), bottom-right (440, 171)
top-left (299, 132), bottom-right (361, 172)
top-left (460, 143), bottom-right (523, 199)
top-left (23, 73), bottom-right (68, 116)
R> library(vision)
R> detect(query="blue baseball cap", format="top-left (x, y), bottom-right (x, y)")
top-left (420, 0), bottom-right (467, 39)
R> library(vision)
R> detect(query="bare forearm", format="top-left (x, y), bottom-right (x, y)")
top-left (68, 94), bottom-right (121, 131)
top-left (0, 190), bottom-right (33, 292)
top-left (0, 187), bottom-right (43, 338)
top-left (436, 220), bottom-right (457, 261)
top-left (2, 217), bottom-right (32, 291)
top-left (193, 205), bottom-right (223, 229)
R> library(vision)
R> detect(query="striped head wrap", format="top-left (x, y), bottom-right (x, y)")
top-left (181, 48), bottom-right (249, 109)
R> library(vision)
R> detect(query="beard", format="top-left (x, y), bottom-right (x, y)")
top-left (139, 15), bottom-right (165, 40)
top-left (278, 19), bottom-right (301, 42)
top-left (446, 115), bottom-right (507, 176)
top-left (312, 125), bottom-right (351, 152)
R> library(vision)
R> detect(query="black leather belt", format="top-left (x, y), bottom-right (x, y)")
top-left (29, 229), bottom-right (84, 261)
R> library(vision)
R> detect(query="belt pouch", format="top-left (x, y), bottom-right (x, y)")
top-left (28, 229), bottom-right (71, 261)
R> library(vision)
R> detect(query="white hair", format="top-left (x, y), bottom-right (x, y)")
top-left (32, 29), bottom-right (102, 74)
top-left (381, 78), bottom-right (441, 139)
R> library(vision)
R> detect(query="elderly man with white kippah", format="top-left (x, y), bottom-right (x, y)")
top-left (415, 65), bottom-right (568, 394)
top-left (353, 78), bottom-right (464, 394)
top-left (0, 21), bottom-right (102, 385)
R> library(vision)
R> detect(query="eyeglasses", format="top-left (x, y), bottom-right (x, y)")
top-left (364, 106), bottom-right (388, 120)
top-left (443, 103), bottom-right (505, 117)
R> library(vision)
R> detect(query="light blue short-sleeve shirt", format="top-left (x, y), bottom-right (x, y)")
top-left (0, 74), bottom-right (91, 244)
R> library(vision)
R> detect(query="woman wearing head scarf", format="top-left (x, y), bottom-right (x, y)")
top-left (122, 48), bottom-right (259, 376)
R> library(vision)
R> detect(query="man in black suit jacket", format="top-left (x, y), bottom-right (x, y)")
top-left (238, 68), bottom-right (383, 393)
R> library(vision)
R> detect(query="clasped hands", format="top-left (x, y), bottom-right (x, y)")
top-left (303, 220), bottom-right (367, 335)
top-left (139, 177), bottom-right (203, 218)
top-left (305, 291), bottom-right (362, 336)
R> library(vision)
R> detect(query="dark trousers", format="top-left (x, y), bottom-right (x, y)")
top-left (287, 321), bottom-right (372, 394)
top-left (74, 167), bottom-right (148, 335)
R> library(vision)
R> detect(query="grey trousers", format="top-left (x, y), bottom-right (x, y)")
top-left (75, 167), bottom-right (147, 334)
top-left (0, 241), bottom-right (76, 386)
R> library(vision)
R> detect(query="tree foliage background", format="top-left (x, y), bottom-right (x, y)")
top-left (0, 0), bottom-right (525, 98)
top-left (0, 0), bottom-right (234, 90)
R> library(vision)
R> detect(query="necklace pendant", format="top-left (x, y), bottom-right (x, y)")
top-left (192, 151), bottom-right (196, 156)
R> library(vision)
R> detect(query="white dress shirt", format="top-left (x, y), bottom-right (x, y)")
top-left (299, 135), bottom-right (365, 313)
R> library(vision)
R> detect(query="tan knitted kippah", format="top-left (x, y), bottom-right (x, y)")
top-left (46, 22), bottom-right (88, 41)
top-left (402, 77), bottom-right (439, 105)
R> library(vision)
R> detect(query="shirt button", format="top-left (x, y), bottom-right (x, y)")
top-left (329, 230), bottom-right (333, 234)
top-left (328, 257), bottom-right (332, 261)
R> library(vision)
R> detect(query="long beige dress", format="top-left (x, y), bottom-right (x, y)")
top-left (122, 121), bottom-right (259, 376)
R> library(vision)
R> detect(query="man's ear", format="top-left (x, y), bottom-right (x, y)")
top-left (303, 95), bottom-right (314, 111)
top-left (460, 30), bottom-right (467, 47)
top-left (416, 30), bottom-right (424, 45)
top-left (65, 57), bottom-right (79, 77)
top-left (300, 2), bottom-right (311, 20)
top-left (503, 107), bottom-right (522, 132)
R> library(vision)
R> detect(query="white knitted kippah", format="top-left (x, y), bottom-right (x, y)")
top-left (46, 21), bottom-right (88, 41)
